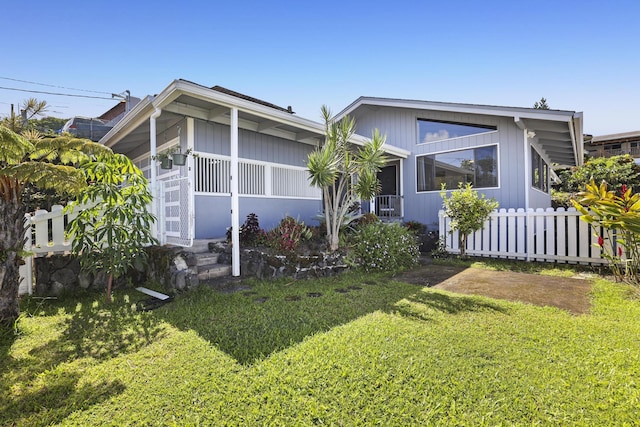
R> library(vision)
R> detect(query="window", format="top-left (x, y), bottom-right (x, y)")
top-left (418, 119), bottom-right (496, 144)
top-left (531, 147), bottom-right (549, 193)
top-left (416, 145), bottom-right (498, 192)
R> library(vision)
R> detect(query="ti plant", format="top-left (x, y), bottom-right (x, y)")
top-left (572, 180), bottom-right (640, 285)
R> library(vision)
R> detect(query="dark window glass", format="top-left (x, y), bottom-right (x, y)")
top-left (416, 145), bottom-right (498, 192)
top-left (531, 146), bottom-right (549, 193)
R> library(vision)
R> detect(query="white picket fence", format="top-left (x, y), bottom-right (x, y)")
top-left (438, 207), bottom-right (609, 265)
top-left (19, 205), bottom-right (80, 295)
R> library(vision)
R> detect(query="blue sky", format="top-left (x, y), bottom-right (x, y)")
top-left (2, 0), bottom-right (638, 136)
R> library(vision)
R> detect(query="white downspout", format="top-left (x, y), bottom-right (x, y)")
top-left (230, 107), bottom-right (240, 276)
top-left (515, 117), bottom-right (531, 261)
top-left (150, 108), bottom-right (162, 243)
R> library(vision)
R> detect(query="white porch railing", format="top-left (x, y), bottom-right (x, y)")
top-left (194, 153), bottom-right (321, 199)
top-left (374, 195), bottom-right (402, 221)
top-left (438, 207), bottom-right (609, 265)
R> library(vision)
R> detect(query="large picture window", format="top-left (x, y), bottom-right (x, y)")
top-left (418, 119), bottom-right (496, 144)
top-left (416, 145), bottom-right (498, 192)
top-left (531, 147), bottom-right (549, 193)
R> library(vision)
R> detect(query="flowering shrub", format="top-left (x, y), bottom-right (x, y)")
top-left (266, 216), bottom-right (312, 253)
top-left (572, 180), bottom-right (640, 285)
top-left (350, 222), bottom-right (419, 272)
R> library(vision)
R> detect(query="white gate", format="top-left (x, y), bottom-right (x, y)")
top-left (159, 176), bottom-right (193, 247)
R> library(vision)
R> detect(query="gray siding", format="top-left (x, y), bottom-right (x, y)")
top-left (529, 187), bottom-right (551, 209)
top-left (195, 195), bottom-right (322, 238)
top-left (352, 106), bottom-right (530, 229)
top-left (194, 119), bottom-right (313, 167)
top-left (192, 119), bottom-right (322, 238)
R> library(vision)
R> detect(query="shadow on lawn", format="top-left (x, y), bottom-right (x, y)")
top-left (156, 266), bottom-right (471, 365)
top-left (395, 288), bottom-right (510, 322)
top-left (0, 370), bottom-right (125, 427)
top-left (1, 291), bottom-right (165, 426)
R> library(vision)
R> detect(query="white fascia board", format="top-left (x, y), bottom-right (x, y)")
top-left (338, 97), bottom-right (578, 124)
top-left (350, 133), bottom-right (410, 158)
top-left (159, 80), bottom-right (326, 137)
top-left (101, 95), bottom-right (154, 148)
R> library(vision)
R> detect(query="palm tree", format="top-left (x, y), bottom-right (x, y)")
top-left (0, 125), bottom-right (110, 327)
top-left (307, 106), bottom-right (387, 251)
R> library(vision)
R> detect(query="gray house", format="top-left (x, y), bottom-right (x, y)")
top-left (336, 97), bottom-right (584, 229)
top-left (101, 80), bottom-right (583, 274)
top-left (99, 80), bottom-right (409, 275)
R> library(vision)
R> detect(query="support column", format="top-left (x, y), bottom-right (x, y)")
top-left (230, 107), bottom-right (240, 276)
top-left (150, 108), bottom-right (162, 244)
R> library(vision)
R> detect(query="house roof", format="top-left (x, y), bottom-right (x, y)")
top-left (336, 97), bottom-right (584, 167)
top-left (100, 80), bottom-right (409, 159)
top-left (590, 129), bottom-right (640, 145)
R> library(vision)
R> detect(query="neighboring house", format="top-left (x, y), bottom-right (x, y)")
top-left (336, 97), bottom-right (583, 229)
top-left (584, 130), bottom-right (640, 160)
top-left (61, 96), bottom-right (141, 142)
top-left (100, 80), bottom-right (583, 253)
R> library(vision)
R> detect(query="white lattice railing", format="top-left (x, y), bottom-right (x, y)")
top-left (194, 154), bottom-right (321, 199)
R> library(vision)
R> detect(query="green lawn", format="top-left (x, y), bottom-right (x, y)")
top-left (2, 264), bottom-right (639, 426)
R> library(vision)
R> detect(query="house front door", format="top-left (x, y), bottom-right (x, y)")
top-left (375, 164), bottom-right (401, 219)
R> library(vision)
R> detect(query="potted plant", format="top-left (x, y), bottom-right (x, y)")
top-left (153, 147), bottom-right (197, 169)
top-left (152, 150), bottom-right (174, 169)
top-left (172, 147), bottom-right (196, 166)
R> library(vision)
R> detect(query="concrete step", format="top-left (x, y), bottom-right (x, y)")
top-left (189, 239), bottom-right (225, 254)
top-left (198, 263), bottom-right (232, 281)
top-left (196, 253), bottom-right (220, 266)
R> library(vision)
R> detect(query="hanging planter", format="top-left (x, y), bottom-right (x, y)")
top-left (153, 147), bottom-right (196, 169)
top-left (172, 153), bottom-right (187, 166)
top-left (160, 157), bottom-right (173, 169)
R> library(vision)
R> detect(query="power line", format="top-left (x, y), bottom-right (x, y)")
top-left (0, 86), bottom-right (115, 100)
top-left (0, 76), bottom-right (113, 95)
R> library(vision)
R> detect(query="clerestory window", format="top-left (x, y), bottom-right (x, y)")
top-left (418, 119), bottom-right (497, 144)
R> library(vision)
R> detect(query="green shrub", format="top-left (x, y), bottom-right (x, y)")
top-left (266, 216), bottom-right (312, 252)
top-left (351, 222), bottom-right (419, 272)
top-left (404, 220), bottom-right (426, 234)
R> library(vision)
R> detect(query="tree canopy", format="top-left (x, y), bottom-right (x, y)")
top-left (0, 125), bottom-right (111, 326)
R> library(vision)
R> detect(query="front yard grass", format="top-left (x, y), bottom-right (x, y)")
top-left (2, 264), bottom-right (639, 425)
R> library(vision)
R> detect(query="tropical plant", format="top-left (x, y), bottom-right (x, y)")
top-left (307, 106), bottom-right (387, 251)
top-left (572, 180), bottom-right (640, 285)
top-left (350, 222), bottom-right (419, 272)
top-left (440, 183), bottom-right (498, 257)
top-left (266, 216), bottom-right (312, 253)
top-left (67, 154), bottom-right (157, 303)
top-left (0, 98), bottom-right (49, 133)
top-left (0, 125), bottom-right (110, 327)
